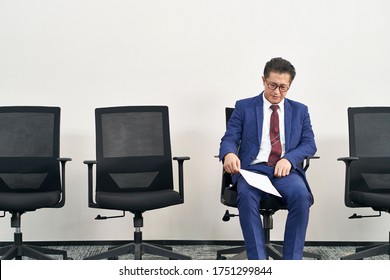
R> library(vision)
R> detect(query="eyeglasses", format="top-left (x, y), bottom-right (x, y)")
top-left (265, 81), bottom-right (290, 92)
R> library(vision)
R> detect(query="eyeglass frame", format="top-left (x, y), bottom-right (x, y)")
top-left (265, 80), bottom-right (290, 92)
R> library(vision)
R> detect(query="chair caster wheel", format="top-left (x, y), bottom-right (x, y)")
top-left (108, 256), bottom-right (119, 260)
top-left (217, 256), bottom-right (227, 260)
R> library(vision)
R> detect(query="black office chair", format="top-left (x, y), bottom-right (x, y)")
top-left (0, 106), bottom-right (71, 260)
top-left (338, 107), bottom-right (390, 260)
top-left (217, 107), bottom-right (321, 260)
top-left (84, 106), bottom-right (191, 260)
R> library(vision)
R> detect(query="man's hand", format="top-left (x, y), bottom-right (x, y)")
top-left (223, 153), bottom-right (241, 174)
top-left (274, 158), bottom-right (292, 177)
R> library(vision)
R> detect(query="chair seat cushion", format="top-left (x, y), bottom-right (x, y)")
top-left (0, 191), bottom-right (60, 211)
top-left (350, 191), bottom-right (390, 210)
top-left (96, 189), bottom-right (183, 212)
top-left (222, 187), bottom-right (287, 210)
top-left (261, 195), bottom-right (287, 210)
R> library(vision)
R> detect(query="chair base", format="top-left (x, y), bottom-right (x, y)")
top-left (341, 243), bottom-right (390, 260)
top-left (85, 212), bottom-right (191, 260)
top-left (216, 243), bottom-right (283, 260)
top-left (0, 243), bottom-right (67, 260)
top-left (84, 242), bottom-right (191, 260)
top-left (217, 245), bottom-right (247, 260)
top-left (217, 243), bottom-right (321, 260)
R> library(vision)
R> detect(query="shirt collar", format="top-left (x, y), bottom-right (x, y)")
top-left (262, 92), bottom-right (285, 111)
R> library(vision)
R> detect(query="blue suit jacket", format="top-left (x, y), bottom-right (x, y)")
top-left (219, 93), bottom-right (317, 201)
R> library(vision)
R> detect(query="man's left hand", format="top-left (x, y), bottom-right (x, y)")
top-left (274, 158), bottom-right (292, 177)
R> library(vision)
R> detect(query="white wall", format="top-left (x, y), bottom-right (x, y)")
top-left (1, 0), bottom-right (390, 243)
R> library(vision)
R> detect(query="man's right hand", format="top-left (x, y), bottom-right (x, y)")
top-left (223, 153), bottom-right (241, 174)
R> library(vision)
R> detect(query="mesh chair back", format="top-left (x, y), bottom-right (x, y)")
top-left (225, 107), bottom-right (234, 129)
top-left (347, 107), bottom-right (390, 208)
top-left (0, 106), bottom-right (61, 193)
top-left (95, 106), bottom-right (174, 193)
top-left (349, 107), bottom-right (390, 157)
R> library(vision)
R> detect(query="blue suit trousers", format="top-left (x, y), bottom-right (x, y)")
top-left (237, 164), bottom-right (312, 260)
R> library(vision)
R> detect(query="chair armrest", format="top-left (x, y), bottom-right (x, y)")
top-left (337, 157), bottom-right (359, 166)
top-left (214, 155), bottom-right (319, 171)
top-left (173, 156), bottom-right (190, 161)
top-left (337, 157), bottom-right (359, 208)
top-left (55, 157), bottom-right (72, 208)
top-left (173, 157), bottom-right (190, 201)
top-left (84, 160), bottom-right (97, 165)
top-left (303, 156), bottom-right (320, 171)
top-left (58, 158), bottom-right (72, 162)
top-left (83, 160), bottom-right (98, 208)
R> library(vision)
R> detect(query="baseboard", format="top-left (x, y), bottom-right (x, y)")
top-left (0, 239), bottom-right (384, 247)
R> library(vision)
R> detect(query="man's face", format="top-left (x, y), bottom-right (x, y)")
top-left (262, 71), bottom-right (292, 104)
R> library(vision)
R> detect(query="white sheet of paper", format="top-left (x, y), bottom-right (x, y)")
top-left (239, 169), bottom-right (282, 197)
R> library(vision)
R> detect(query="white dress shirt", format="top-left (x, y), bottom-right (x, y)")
top-left (251, 94), bottom-right (285, 164)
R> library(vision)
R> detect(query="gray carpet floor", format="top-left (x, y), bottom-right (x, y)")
top-left (37, 244), bottom-right (389, 260)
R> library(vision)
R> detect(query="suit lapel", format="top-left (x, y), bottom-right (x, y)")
top-left (284, 99), bottom-right (292, 152)
top-left (255, 94), bottom-right (264, 145)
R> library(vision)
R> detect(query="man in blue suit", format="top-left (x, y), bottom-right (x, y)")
top-left (219, 57), bottom-right (316, 260)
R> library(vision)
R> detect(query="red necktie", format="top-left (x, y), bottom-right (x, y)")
top-left (267, 105), bottom-right (282, 166)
